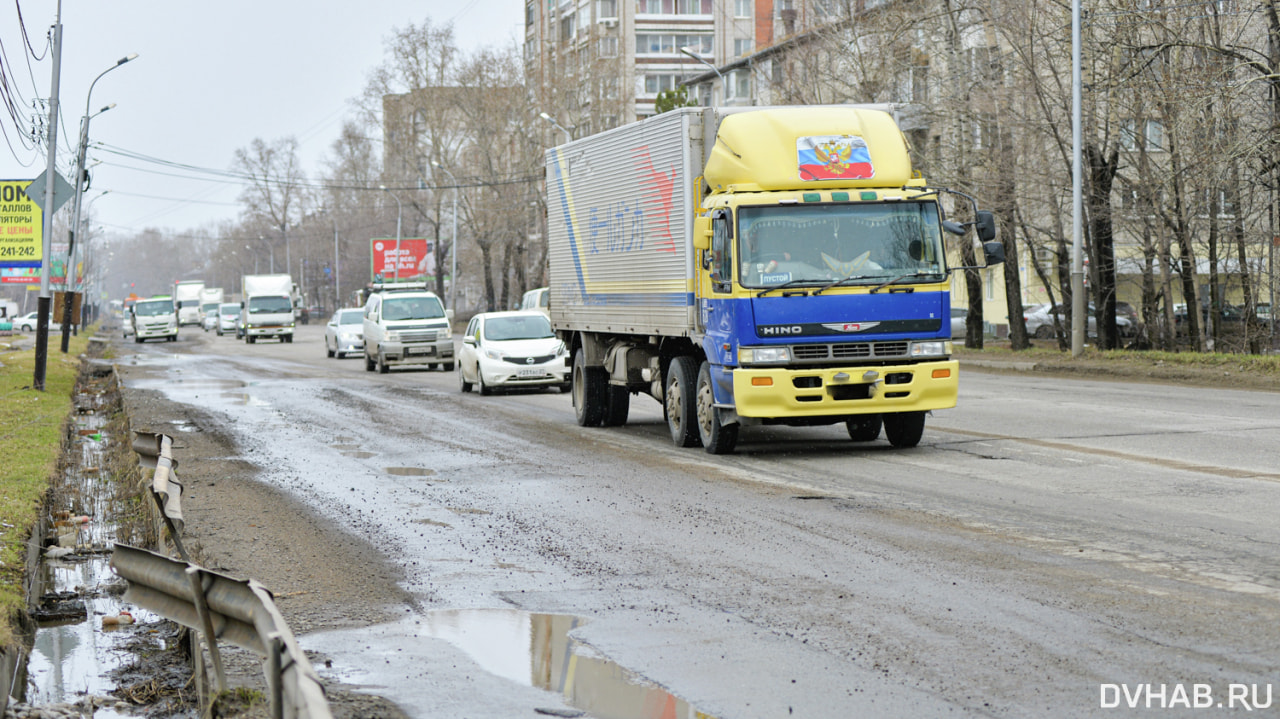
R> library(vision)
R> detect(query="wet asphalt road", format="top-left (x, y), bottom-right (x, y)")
top-left (117, 325), bottom-right (1280, 717)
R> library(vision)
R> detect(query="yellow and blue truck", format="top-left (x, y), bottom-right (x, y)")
top-left (546, 105), bottom-right (1002, 454)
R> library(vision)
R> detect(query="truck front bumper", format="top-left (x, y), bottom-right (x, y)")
top-left (731, 359), bottom-right (958, 419)
top-left (246, 324), bottom-right (293, 337)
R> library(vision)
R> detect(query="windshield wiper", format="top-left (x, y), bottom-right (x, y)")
top-left (869, 272), bottom-right (944, 293)
top-left (812, 273), bottom-right (882, 296)
top-left (755, 278), bottom-right (817, 298)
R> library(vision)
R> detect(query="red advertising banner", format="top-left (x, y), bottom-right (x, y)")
top-left (370, 238), bottom-right (436, 282)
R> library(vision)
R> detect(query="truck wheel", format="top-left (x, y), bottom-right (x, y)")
top-left (442, 361), bottom-right (455, 372)
top-left (284, 334), bottom-right (293, 343)
top-left (696, 362), bottom-right (737, 454)
top-left (572, 348), bottom-right (605, 427)
top-left (134, 335), bottom-right (142, 344)
top-left (602, 385), bottom-right (629, 427)
top-left (883, 411), bottom-right (926, 448)
top-left (665, 356), bottom-right (702, 448)
top-left (378, 352), bottom-right (389, 374)
top-left (365, 352), bottom-right (376, 372)
top-left (247, 336), bottom-right (256, 344)
top-left (846, 414), bottom-right (883, 442)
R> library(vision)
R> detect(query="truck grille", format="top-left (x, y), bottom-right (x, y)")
top-left (791, 341), bottom-right (911, 362)
top-left (502, 354), bottom-right (556, 365)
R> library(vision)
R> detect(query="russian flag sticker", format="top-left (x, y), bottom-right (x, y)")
top-left (797, 135), bottom-right (874, 181)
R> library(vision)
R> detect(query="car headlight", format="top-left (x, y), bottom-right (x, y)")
top-left (483, 348), bottom-right (505, 360)
top-left (909, 341), bottom-right (950, 358)
top-left (339, 331), bottom-right (358, 340)
top-left (555, 341), bottom-right (567, 357)
top-left (738, 346), bottom-right (791, 364)
top-left (386, 331), bottom-right (400, 342)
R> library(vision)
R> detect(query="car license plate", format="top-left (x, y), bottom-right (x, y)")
top-left (517, 368), bottom-right (542, 378)
top-left (407, 346), bottom-right (435, 356)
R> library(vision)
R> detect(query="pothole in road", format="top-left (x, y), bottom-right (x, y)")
top-left (384, 467), bottom-right (435, 477)
top-left (341, 451), bottom-right (376, 459)
top-left (307, 609), bottom-right (713, 719)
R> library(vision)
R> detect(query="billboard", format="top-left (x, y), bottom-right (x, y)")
top-left (1, 180), bottom-right (42, 268)
top-left (370, 238), bottom-right (436, 282)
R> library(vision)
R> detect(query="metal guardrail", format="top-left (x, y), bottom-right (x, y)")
top-left (125, 432), bottom-right (332, 718)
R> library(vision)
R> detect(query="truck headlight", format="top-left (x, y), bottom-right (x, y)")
top-left (909, 341), bottom-right (950, 358)
top-left (739, 346), bottom-right (791, 364)
top-left (386, 331), bottom-right (400, 342)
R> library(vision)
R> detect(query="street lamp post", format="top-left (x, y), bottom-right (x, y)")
top-left (380, 186), bottom-right (403, 283)
top-left (61, 52), bottom-right (137, 352)
top-left (431, 161), bottom-right (459, 311)
top-left (679, 46), bottom-right (723, 104)
top-left (538, 112), bottom-right (573, 144)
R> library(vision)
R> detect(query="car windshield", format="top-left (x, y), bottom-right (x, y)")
top-left (338, 310), bottom-right (363, 325)
top-left (737, 201), bottom-right (946, 288)
top-left (382, 296), bottom-right (444, 321)
top-left (248, 296), bottom-right (292, 314)
top-left (134, 300), bottom-right (173, 317)
top-left (484, 315), bottom-right (554, 341)
top-left (219, 304), bottom-right (239, 316)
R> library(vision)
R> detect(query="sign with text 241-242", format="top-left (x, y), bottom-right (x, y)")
top-left (1, 180), bottom-right (42, 268)
top-left (370, 238), bottom-right (435, 282)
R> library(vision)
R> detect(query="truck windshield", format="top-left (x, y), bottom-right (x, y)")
top-left (248, 296), bottom-right (292, 314)
top-left (737, 201), bottom-right (946, 289)
top-left (134, 301), bottom-right (173, 317)
top-left (382, 296), bottom-right (445, 321)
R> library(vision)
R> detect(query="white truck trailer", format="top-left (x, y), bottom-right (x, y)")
top-left (241, 274), bottom-right (296, 343)
top-left (174, 280), bottom-right (205, 326)
top-left (199, 287), bottom-right (225, 330)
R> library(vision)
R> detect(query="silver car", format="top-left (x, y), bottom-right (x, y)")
top-left (325, 308), bottom-right (365, 358)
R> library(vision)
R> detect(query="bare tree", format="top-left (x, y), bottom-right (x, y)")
top-left (233, 137), bottom-right (306, 279)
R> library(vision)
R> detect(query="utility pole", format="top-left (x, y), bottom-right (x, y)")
top-left (33, 1), bottom-right (64, 391)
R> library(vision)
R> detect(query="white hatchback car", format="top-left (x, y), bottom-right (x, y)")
top-left (324, 308), bottom-right (365, 358)
top-left (458, 311), bottom-right (569, 395)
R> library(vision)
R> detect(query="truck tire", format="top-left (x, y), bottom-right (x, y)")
top-left (572, 348), bottom-right (606, 427)
top-left (284, 334), bottom-right (293, 343)
top-left (378, 352), bottom-right (390, 374)
top-left (247, 335), bottom-right (256, 344)
top-left (442, 361), bottom-right (455, 372)
top-left (602, 385), bottom-right (629, 427)
top-left (883, 411), bottom-right (926, 448)
top-left (696, 362), bottom-right (737, 454)
top-left (846, 414), bottom-right (883, 442)
top-left (665, 356), bottom-right (702, 448)
top-left (365, 352), bottom-right (376, 372)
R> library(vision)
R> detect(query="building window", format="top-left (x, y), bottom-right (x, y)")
top-left (734, 0), bottom-right (752, 17)
top-left (603, 77), bottom-right (619, 99)
top-left (526, 2), bottom-right (535, 27)
top-left (599, 37), bottom-right (618, 57)
top-left (560, 14), bottom-right (575, 41)
top-left (603, 115), bottom-right (619, 130)
top-left (725, 69), bottom-right (751, 101)
top-left (734, 38), bottom-right (753, 58)
top-left (636, 0), bottom-right (710, 14)
top-left (636, 34), bottom-right (713, 55)
top-left (599, 0), bottom-right (618, 18)
top-left (643, 73), bottom-right (681, 94)
top-left (1120, 119), bottom-right (1165, 151)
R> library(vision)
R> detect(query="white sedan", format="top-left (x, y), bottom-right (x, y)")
top-left (457, 311), bottom-right (569, 395)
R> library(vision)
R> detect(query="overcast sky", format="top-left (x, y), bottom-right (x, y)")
top-left (0, 0), bottom-right (524, 239)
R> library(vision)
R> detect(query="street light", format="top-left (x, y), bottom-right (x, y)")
top-left (62, 52), bottom-right (137, 352)
top-left (379, 185), bottom-right (403, 283)
top-left (431, 161), bottom-right (459, 311)
top-left (679, 46), bottom-right (722, 104)
top-left (538, 112), bottom-right (573, 143)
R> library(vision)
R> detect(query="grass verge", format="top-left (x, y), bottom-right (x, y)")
top-left (0, 331), bottom-right (92, 645)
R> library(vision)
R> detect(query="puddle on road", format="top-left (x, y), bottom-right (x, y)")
top-left (331, 443), bottom-right (362, 451)
top-left (384, 467), bottom-right (435, 477)
top-left (342, 451), bottom-right (376, 459)
top-left (308, 609), bottom-right (713, 719)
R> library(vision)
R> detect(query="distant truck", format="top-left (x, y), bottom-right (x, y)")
top-left (546, 105), bottom-right (1002, 454)
top-left (199, 287), bottom-right (225, 330)
top-left (173, 280), bottom-right (206, 326)
top-left (241, 274), bottom-right (296, 343)
top-left (131, 295), bottom-right (178, 343)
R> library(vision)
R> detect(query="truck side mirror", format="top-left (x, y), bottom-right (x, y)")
top-left (983, 241), bottom-right (1005, 267)
top-left (942, 220), bottom-right (965, 236)
top-left (975, 211), bottom-right (997, 242)
top-left (693, 214), bottom-right (712, 252)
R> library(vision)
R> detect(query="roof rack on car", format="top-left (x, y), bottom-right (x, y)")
top-left (368, 281), bottom-right (429, 292)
